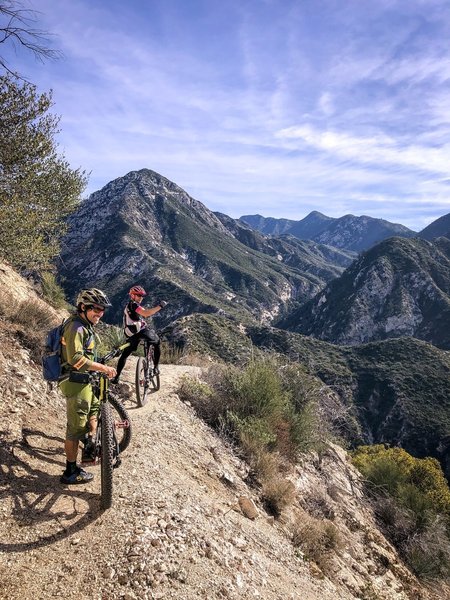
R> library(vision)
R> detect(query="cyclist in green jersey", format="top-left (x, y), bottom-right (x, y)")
top-left (59, 288), bottom-right (116, 485)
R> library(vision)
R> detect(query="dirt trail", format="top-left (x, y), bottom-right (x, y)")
top-left (0, 359), bottom-right (344, 600)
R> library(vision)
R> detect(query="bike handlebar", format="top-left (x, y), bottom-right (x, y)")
top-left (99, 342), bottom-right (131, 365)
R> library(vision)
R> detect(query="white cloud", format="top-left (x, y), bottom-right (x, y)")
top-left (275, 125), bottom-right (450, 174)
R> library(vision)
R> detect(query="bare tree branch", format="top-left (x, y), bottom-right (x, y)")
top-left (0, 1), bottom-right (62, 77)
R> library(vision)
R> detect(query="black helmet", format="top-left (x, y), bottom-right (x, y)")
top-left (76, 288), bottom-right (112, 309)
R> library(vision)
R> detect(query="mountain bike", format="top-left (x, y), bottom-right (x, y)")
top-left (87, 344), bottom-right (132, 509)
top-left (135, 337), bottom-right (160, 407)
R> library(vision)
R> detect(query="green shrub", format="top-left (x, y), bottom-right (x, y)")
top-left (39, 271), bottom-right (68, 309)
top-left (179, 357), bottom-right (330, 460)
top-left (95, 324), bottom-right (127, 357)
top-left (178, 356), bottom-right (333, 517)
top-left (351, 444), bottom-right (450, 579)
top-left (352, 445), bottom-right (450, 521)
top-left (222, 358), bottom-right (290, 421)
top-left (228, 413), bottom-right (277, 447)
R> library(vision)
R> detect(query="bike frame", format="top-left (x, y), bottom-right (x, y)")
top-left (143, 338), bottom-right (155, 367)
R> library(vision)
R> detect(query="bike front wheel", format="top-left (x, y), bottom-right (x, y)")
top-left (100, 402), bottom-right (114, 510)
top-left (135, 356), bottom-right (149, 407)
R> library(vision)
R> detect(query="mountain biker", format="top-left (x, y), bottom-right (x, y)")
top-left (112, 285), bottom-right (167, 384)
top-left (59, 288), bottom-right (117, 485)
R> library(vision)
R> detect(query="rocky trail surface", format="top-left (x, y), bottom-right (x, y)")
top-left (0, 357), bottom-right (355, 600)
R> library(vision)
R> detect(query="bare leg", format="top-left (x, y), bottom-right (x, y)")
top-left (65, 439), bottom-right (79, 462)
top-left (88, 415), bottom-right (98, 436)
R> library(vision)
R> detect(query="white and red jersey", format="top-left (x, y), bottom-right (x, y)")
top-left (123, 300), bottom-right (146, 338)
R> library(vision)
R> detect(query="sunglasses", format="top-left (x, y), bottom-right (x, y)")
top-left (87, 305), bottom-right (105, 314)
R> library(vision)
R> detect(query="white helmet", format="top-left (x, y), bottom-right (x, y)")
top-left (76, 288), bottom-right (112, 309)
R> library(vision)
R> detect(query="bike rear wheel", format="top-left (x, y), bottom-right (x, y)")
top-left (146, 348), bottom-right (160, 392)
top-left (100, 402), bottom-right (114, 510)
top-left (135, 356), bottom-right (149, 407)
top-left (109, 394), bottom-right (132, 453)
top-left (150, 371), bottom-right (160, 392)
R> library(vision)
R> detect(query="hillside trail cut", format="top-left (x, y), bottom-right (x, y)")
top-left (0, 357), bottom-right (350, 600)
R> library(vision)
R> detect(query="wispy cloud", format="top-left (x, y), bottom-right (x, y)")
top-left (275, 125), bottom-right (450, 174)
top-left (3, 0), bottom-right (450, 230)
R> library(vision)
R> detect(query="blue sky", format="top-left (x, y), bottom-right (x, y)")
top-left (4, 0), bottom-right (450, 231)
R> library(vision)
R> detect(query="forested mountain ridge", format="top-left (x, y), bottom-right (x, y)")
top-left (278, 236), bottom-right (450, 349)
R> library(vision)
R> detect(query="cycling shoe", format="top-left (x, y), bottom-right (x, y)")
top-left (60, 467), bottom-right (94, 485)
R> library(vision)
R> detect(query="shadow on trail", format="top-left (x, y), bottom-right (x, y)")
top-left (0, 429), bottom-right (103, 553)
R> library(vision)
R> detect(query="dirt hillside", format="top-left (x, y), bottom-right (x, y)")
top-left (0, 262), bottom-right (448, 600)
top-left (0, 358), bottom-right (344, 600)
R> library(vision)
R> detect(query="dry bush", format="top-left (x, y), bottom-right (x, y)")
top-left (237, 432), bottom-right (298, 517)
top-left (261, 477), bottom-right (296, 518)
top-left (358, 582), bottom-right (384, 600)
top-left (0, 289), bottom-right (9, 317)
top-left (291, 514), bottom-right (342, 572)
top-left (8, 299), bottom-right (55, 362)
top-left (160, 341), bottom-right (184, 364)
top-left (239, 434), bottom-right (279, 481)
top-left (178, 353), bottom-right (212, 367)
top-left (273, 416), bottom-right (300, 462)
top-left (404, 518), bottom-right (450, 580)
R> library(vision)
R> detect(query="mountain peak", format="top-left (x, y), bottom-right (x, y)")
top-left (304, 210), bottom-right (330, 219)
top-left (279, 235), bottom-right (450, 349)
top-left (419, 212), bottom-right (450, 241)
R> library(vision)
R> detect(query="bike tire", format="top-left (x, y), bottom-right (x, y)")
top-left (109, 395), bottom-right (132, 453)
top-left (100, 402), bottom-right (114, 510)
top-left (147, 347), bottom-right (160, 392)
top-left (135, 356), bottom-right (149, 407)
top-left (150, 372), bottom-right (160, 391)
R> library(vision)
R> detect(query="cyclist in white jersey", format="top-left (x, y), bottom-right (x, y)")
top-left (112, 285), bottom-right (167, 384)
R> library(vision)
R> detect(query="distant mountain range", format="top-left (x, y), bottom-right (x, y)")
top-left (418, 212), bottom-right (450, 241)
top-left (58, 169), bottom-right (353, 326)
top-left (240, 211), bottom-right (415, 252)
top-left (59, 168), bottom-right (450, 351)
top-left (57, 168), bottom-right (450, 479)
